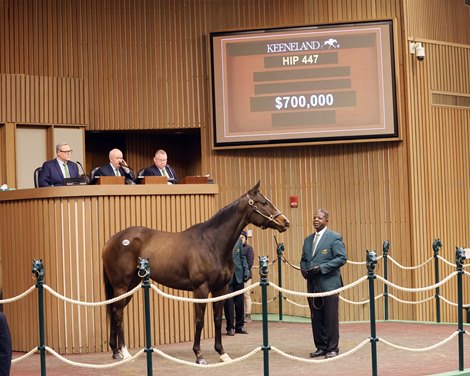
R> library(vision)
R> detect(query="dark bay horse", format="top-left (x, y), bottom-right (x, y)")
top-left (102, 181), bottom-right (289, 364)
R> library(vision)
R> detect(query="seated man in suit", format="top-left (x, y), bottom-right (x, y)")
top-left (93, 148), bottom-right (135, 184)
top-left (142, 149), bottom-right (178, 184)
top-left (38, 143), bottom-right (80, 187)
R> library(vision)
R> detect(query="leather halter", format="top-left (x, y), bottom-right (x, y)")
top-left (246, 194), bottom-right (284, 229)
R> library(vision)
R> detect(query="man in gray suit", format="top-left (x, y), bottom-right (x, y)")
top-left (300, 208), bottom-right (347, 359)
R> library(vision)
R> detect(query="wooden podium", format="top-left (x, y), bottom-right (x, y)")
top-left (180, 176), bottom-right (209, 184)
top-left (140, 176), bottom-right (168, 184)
top-left (96, 176), bottom-right (125, 185)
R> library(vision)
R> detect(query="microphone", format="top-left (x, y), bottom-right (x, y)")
top-left (166, 165), bottom-right (176, 184)
top-left (76, 161), bottom-right (90, 184)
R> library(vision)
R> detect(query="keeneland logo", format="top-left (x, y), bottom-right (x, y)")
top-left (322, 38), bottom-right (339, 49)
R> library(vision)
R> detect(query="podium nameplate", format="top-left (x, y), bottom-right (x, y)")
top-left (180, 176), bottom-right (209, 184)
top-left (96, 176), bottom-right (125, 185)
top-left (140, 176), bottom-right (168, 185)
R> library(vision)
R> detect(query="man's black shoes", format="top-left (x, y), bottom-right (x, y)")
top-left (309, 349), bottom-right (326, 358)
top-left (235, 327), bottom-right (249, 334)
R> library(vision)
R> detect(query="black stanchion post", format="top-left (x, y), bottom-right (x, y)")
top-left (32, 259), bottom-right (46, 376)
top-left (456, 247), bottom-right (466, 372)
top-left (138, 257), bottom-right (153, 376)
top-left (433, 239), bottom-right (442, 323)
top-left (366, 250), bottom-right (378, 376)
top-left (259, 256), bottom-right (270, 376)
top-left (276, 241), bottom-right (285, 321)
top-left (383, 241), bottom-right (390, 321)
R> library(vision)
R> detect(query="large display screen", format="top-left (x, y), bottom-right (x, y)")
top-left (210, 20), bottom-right (398, 148)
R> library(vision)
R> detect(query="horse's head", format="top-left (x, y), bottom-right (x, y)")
top-left (244, 181), bottom-right (290, 232)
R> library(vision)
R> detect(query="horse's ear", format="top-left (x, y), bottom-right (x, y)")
top-left (248, 181), bottom-right (261, 195)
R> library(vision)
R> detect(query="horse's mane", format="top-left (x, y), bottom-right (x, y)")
top-left (190, 196), bottom-right (242, 233)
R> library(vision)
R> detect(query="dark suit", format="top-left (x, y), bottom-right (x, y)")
top-left (224, 238), bottom-right (249, 331)
top-left (38, 159), bottom-right (80, 187)
top-left (94, 163), bottom-right (135, 184)
top-left (142, 164), bottom-right (178, 183)
top-left (300, 228), bottom-right (347, 353)
top-left (0, 313), bottom-right (12, 376)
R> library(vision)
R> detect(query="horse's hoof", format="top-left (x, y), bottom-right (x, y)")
top-left (196, 358), bottom-right (208, 365)
top-left (219, 353), bottom-right (231, 362)
top-left (112, 353), bottom-right (123, 360)
top-left (121, 346), bottom-right (132, 359)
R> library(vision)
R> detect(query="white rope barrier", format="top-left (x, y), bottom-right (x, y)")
top-left (271, 338), bottom-right (370, 363)
top-left (387, 293), bottom-right (435, 305)
top-left (11, 347), bottom-right (38, 364)
top-left (269, 275), bottom-right (368, 298)
top-left (376, 272), bottom-right (458, 293)
top-left (388, 255), bottom-right (433, 270)
top-left (0, 285), bottom-right (36, 304)
top-left (149, 282), bottom-right (261, 303)
top-left (151, 346), bottom-right (262, 368)
top-left (43, 283), bottom-right (141, 306)
top-left (44, 346), bottom-right (145, 369)
top-left (437, 255), bottom-right (456, 267)
top-left (438, 295), bottom-right (470, 308)
top-left (251, 297), bottom-right (277, 305)
top-left (378, 331), bottom-right (459, 352)
top-left (347, 255), bottom-right (383, 265)
top-left (340, 293), bottom-right (384, 305)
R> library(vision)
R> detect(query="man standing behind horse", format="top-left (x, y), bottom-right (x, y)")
top-left (224, 234), bottom-right (250, 335)
top-left (300, 208), bottom-right (347, 359)
top-left (241, 230), bottom-right (254, 323)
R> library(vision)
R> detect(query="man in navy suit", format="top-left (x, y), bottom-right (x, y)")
top-left (300, 208), bottom-right (347, 359)
top-left (93, 148), bottom-right (135, 184)
top-left (38, 143), bottom-right (80, 187)
top-left (0, 312), bottom-right (12, 376)
top-left (142, 149), bottom-right (178, 184)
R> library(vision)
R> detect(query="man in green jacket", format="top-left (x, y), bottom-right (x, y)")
top-left (300, 208), bottom-right (347, 359)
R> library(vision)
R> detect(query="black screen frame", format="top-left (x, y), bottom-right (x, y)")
top-left (210, 20), bottom-right (399, 149)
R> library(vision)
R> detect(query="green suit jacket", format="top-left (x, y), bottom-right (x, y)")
top-left (300, 228), bottom-right (347, 293)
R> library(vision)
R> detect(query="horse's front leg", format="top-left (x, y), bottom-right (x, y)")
top-left (193, 301), bottom-right (207, 364)
top-left (212, 285), bottom-right (231, 362)
top-left (213, 299), bottom-right (231, 361)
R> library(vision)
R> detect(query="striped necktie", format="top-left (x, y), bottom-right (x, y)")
top-left (63, 163), bottom-right (70, 178)
top-left (161, 168), bottom-right (168, 177)
top-left (114, 168), bottom-right (121, 176)
top-left (312, 233), bottom-right (320, 257)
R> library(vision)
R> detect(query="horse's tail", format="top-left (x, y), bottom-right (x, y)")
top-left (103, 266), bottom-right (114, 320)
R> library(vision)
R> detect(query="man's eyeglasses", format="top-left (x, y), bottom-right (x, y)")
top-left (59, 150), bottom-right (73, 154)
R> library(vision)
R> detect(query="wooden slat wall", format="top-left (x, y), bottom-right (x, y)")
top-left (0, 188), bottom-right (217, 353)
top-left (404, 36), bottom-right (470, 322)
top-left (0, 74), bottom-right (87, 125)
top-left (402, 0), bottom-right (470, 322)
top-left (1, 0), bottom-right (469, 330)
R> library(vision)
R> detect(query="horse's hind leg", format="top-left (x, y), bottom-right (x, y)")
top-left (110, 293), bottom-right (132, 359)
